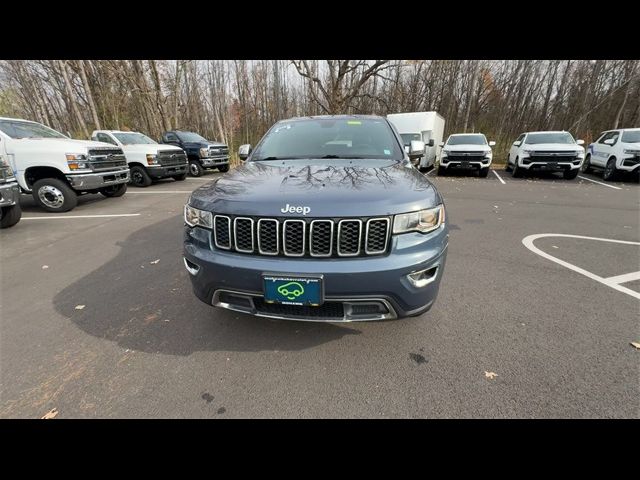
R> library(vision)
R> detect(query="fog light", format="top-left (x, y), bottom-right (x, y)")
top-left (407, 266), bottom-right (438, 288)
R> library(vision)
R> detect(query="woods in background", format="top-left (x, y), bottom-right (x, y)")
top-left (0, 60), bottom-right (638, 161)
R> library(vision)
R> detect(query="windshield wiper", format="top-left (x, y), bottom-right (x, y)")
top-left (320, 155), bottom-right (364, 159)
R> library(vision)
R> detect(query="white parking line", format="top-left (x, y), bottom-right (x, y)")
top-left (522, 233), bottom-right (640, 300)
top-left (426, 169), bottom-right (436, 176)
top-left (492, 170), bottom-right (506, 184)
top-left (125, 191), bottom-right (193, 194)
top-left (22, 214), bottom-right (141, 220)
top-left (578, 175), bottom-right (622, 190)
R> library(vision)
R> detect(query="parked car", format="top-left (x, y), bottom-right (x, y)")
top-left (387, 112), bottom-right (445, 172)
top-left (583, 128), bottom-right (640, 181)
top-left (437, 133), bottom-right (495, 177)
top-left (161, 130), bottom-right (229, 176)
top-left (183, 115), bottom-right (448, 322)
top-left (91, 130), bottom-right (188, 187)
top-left (0, 153), bottom-right (21, 228)
top-left (0, 117), bottom-right (129, 212)
top-left (506, 131), bottom-right (585, 179)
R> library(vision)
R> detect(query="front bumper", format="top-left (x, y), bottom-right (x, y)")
top-left (0, 181), bottom-right (20, 207)
top-left (66, 168), bottom-right (130, 190)
top-left (441, 158), bottom-right (491, 170)
top-left (147, 163), bottom-right (188, 179)
top-left (183, 224), bottom-right (448, 322)
top-left (200, 156), bottom-right (229, 167)
top-left (618, 155), bottom-right (640, 172)
top-left (518, 157), bottom-right (582, 171)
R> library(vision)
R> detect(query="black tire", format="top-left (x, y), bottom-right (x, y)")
top-left (172, 173), bottom-right (187, 181)
top-left (188, 160), bottom-right (204, 177)
top-left (99, 183), bottom-right (127, 197)
top-left (32, 178), bottom-right (78, 212)
top-left (603, 158), bottom-right (617, 181)
top-left (512, 159), bottom-right (522, 178)
top-left (437, 166), bottom-right (447, 176)
top-left (217, 165), bottom-right (230, 173)
top-left (581, 154), bottom-right (593, 173)
top-left (129, 165), bottom-right (152, 187)
top-left (479, 167), bottom-right (489, 178)
top-left (563, 169), bottom-right (579, 180)
top-left (0, 203), bottom-right (22, 228)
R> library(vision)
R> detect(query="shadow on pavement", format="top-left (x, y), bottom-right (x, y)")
top-left (53, 215), bottom-right (361, 356)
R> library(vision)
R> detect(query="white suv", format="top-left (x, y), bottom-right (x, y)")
top-left (583, 128), bottom-right (640, 181)
top-left (437, 133), bottom-right (495, 177)
top-left (506, 131), bottom-right (585, 180)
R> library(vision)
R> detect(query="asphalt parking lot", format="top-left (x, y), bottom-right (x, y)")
top-left (1, 168), bottom-right (638, 418)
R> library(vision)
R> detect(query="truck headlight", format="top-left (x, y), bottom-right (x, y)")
top-left (484, 152), bottom-right (492, 158)
top-left (184, 204), bottom-right (213, 229)
top-left (146, 154), bottom-right (159, 165)
top-left (441, 150), bottom-right (449, 158)
top-left (393, 205), bottom-right (445, 235)
top-left (623, 149), bottom-right (640, 155)
top-left (199, 147), bottom-right (209, 158)
top-left (66, 153), bottom-right (89, 170)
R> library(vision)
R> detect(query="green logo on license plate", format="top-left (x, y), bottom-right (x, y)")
top-left (277, 282), bottom-right (305, 300)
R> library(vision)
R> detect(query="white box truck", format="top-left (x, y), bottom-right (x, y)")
top-left (387, 112), bottom-right (445, 172)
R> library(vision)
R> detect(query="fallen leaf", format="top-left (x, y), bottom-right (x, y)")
top-left (631, 342), bottom-right (640, 350)
top-left (75, 305), bottom-right (85, 310)
top-left (41, 408), bottom-right (58, 419)
top-left (484, 371), bottom-right (498, 380)
top-left (42, 265), bottom-right (49, 270)
top-left (150, 259), bottom-right (160, 264)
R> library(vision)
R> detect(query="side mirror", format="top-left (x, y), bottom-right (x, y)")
top-left (408, 140), bottom-right (426, 159)
top-left (427, 139), bottom-right (434, 147)
top-left (513, 141), bottom-right (522, 147)
top-left (439, 142), bottom-right (445, 148)
top-left (576, 139), bottom-right (585, 145)
top-left (238, 144), bottom-right (252, 161)
top-left (489, 141), bottom-right (496, 147)
top-left (603, 138), bottom-right (615, 145)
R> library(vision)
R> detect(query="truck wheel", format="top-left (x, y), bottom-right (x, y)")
top-left (0, 203), bottom-right (22, 228)
top-left (130, 166), bottom-right (152, 187)
top-left (32, 178), bottom-right (78, 212)
top-left (479, 167), bottom-right (489, 178)
top-left (603, 158), bottom-right (618, 181)
top-left (172, 173), bottom-right (187, 181)
top-left (563, 169), bottom-right (579, 180)
top-left (217, 165), bottom-right (230, 173)
top-left (437, 166), bottom-right (446, 176)
top-left (581, 154), bottom-right (592, 173)
top-left (512, 160), bottom-right (523, 178)
top-left (189, 161), bottom-right (204, 177)
top-left (99, 183), bottom-right (127, 197)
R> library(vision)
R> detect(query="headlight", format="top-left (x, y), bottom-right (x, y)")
top-left (623, 149), bottom-right (640, 155)
top-left (66, 153), bottom-right (89, 170)
top-left (484, 151), bottom-right (493, 158)
top-left (184, 204), bottom-right (213, 229)
top-left (199, 147), bottom-right (209, 158)
top-left (146, 154), bottom-right (159, 165)
top-left (522, 150), bottom-right (534, 155)
top-left (441, 150), bottom-right (449, 157)
top-left (393, 205), bottom-right (445, 235)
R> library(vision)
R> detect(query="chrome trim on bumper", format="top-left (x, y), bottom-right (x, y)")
top-left (0, 181), bottom-right (20, 207)
top-left (66, 168), bottom-right (130, 189)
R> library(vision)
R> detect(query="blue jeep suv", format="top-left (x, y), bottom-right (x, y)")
top-left (183, 115), bottom-right (448, 322)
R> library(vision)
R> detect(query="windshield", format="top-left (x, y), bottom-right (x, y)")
top-left (400, 133), bottom-right (421, 145)
top-left (113, 132), bottom-right (157, 145)
top-left (447, 134), bottom-right (487, 145)
top-left (0, 120), bottom-right (67, 139)
top-left (252, 118), bottom-right (404, 161)
top-left (621, 130), bottom-right (640, 143)
top-left (177, 132), bottom-right (208, 143)
top-left (525, 132), bottom-right (575, 144)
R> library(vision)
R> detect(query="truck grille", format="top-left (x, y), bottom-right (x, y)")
top-left (88, 148), bottom-right (127, 171)
top-left (157, 150), bottom-right (187, 166)
top-left (209, 146), bottom-right (229, 156)
top-left (211, 215), bottom-right (390, 258)
top-left (447, 151), bottom-right (486, 162)
top-left (528, 151), bottom-right (578, 162)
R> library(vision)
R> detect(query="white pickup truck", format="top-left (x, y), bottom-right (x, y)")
top-left (583, 128), bottom-right (640, 181)
top-left (506, 131), bottom-right (585, 180)
top-left (91, 130), bottom-right (188, 187)
top-left (437, 133), bottom-right (495, 177)
top-left (0, 117), bottom-right (130, 212)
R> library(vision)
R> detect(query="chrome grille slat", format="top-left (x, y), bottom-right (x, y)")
top-left (212, 216), bottom-right (389, 257)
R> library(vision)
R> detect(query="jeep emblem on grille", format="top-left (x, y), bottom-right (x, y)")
top-left (281, 204), bottom-right (311, 215)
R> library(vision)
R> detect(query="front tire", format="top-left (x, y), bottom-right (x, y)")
top-left (581, 154), bottom-right (593, 173)
top-left (479, 167), bottom-right (489, 178)
top-left (129, 165), bottom-right (152, 187)
top-left (603, 158), bottom-right (618, 181)
top-left (99, 183), bottom-right (127, 197)
top-left (563, 169), bottom-right (579, 180)
top-left (217, 165), bottom-right (230, 173)
top-left (437, 166), bottom-right (446, 176)
top-left (0, 203), bottom-right (22, 228)
top-left (32, 178), bottom-right (78, 212)
top-left (512, 159), bottom-right (523, 178)
top-left (172, 173), bottom-right (187, 181)
top-left (189, 160), bottom-right (204, 177)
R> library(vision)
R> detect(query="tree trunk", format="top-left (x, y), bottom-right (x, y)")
top-left (59, 60), bottom-right (89, 138)
top-left (78, 60), bottom-right (101, 130)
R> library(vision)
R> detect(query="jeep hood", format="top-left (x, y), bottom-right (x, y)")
top-left (189, 159), bottom-right (442, 217)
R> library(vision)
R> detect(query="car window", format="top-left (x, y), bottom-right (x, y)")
top-left (177, 132), bottom-right (208, 143)
top-left (113, 132), bottom-right (157, 145)
top-left (164, 132), bottom-right (179, 142)
top-left (524, 132), bottom-right (576, 144)
top-left (97, 133), bottom-right (117, 145)
top-left (0, 120), bottom-right (67, 139)
top-left (516, 134), bottom-right (526, 143)
top-left (251, 118), bottom-right (404, 161)
top-left (447, 135), bottom-right (487, 145)
top-left (621, 130), bottom-right (640, 143)
top-left (598, 132), bottom-right (616, 144)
